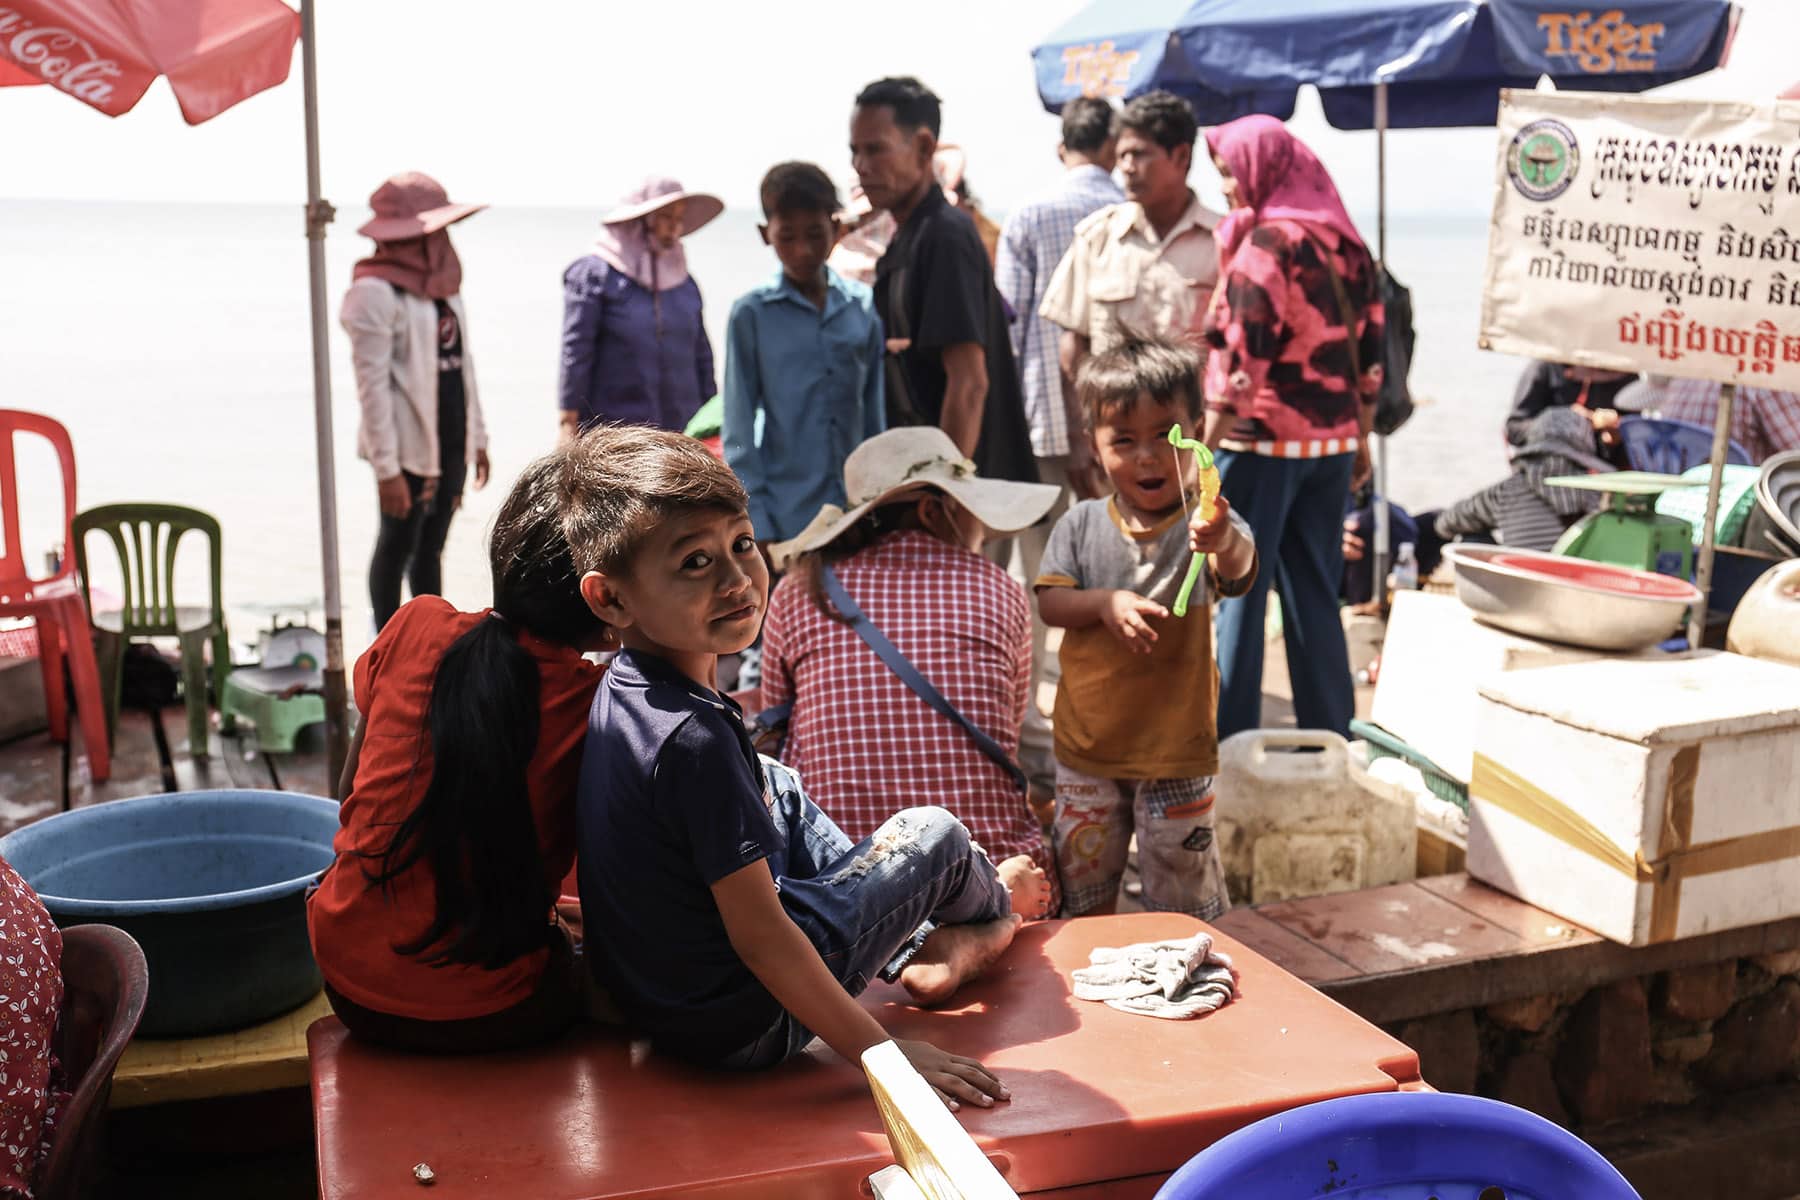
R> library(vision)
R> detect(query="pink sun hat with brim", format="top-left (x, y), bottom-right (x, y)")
top-left (356, 172), bottom-right (486, 241)
top-left (932, 144), bottom-right (968, 193)
top-left (602, 176), bottom-right (724, 234)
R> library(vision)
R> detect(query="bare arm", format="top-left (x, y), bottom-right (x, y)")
top-left (939, 341), bottom-right (987, 458)
top-left (1058, 330), bottom-right (1104, 498)
top-left (1037, 585), bottom-right (1110, 630)
top-left (712, 863), bottom-right (1007, 1109)
top-left (1202, 406), bottom-right (1233, 452)
top-left (1057, 328), bottom-right (1090, 393)
top-left (336, 712), bottom-right (367, 802)
top-left (1187, 495), bottom-right (1257, 585)
top-left (1037, 586), bottom-right (1167, 654)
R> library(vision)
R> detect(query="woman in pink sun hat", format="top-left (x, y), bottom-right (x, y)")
top-left (558, 176), bottom-right (724, 441)
top-left (341, 171), bottom-right (491, 632)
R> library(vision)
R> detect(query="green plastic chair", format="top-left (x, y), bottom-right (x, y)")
top-left (72, 503), bottom-right (231, 758)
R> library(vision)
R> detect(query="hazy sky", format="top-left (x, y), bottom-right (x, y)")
top-left (4, 0), bottom-right (1795, 219)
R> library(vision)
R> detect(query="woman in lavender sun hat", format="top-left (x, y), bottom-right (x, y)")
top-left (557, 177), bottom-right (724, 441)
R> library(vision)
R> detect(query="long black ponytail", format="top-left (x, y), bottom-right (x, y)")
top-left (366, 450), bottom-right (605, 969)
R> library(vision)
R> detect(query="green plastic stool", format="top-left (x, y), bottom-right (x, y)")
top-left (72, 503), bottom-right (232, 757)
top-left (218, 624), bottom-right (328, 754)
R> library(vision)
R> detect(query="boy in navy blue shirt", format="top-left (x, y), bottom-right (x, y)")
top-left (570, 425), bottom-right (1024, 1109)
top-left (722, 163), bottom-right (885, 546)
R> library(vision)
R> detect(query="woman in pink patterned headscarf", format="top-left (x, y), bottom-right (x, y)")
top-left (1197, 115), bottom-right (1385, 744)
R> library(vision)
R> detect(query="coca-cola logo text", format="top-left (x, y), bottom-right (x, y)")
top-left (0, 8), bottom-right (120, 105)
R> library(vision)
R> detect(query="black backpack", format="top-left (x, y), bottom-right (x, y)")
top-left (120, 643), bottom-right (180, 710)
top-left (1373, 266), bottom-right (1417, 437)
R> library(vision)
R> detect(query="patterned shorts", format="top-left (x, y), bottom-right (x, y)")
top-left (1052, 764), bottom-right (1228, 921)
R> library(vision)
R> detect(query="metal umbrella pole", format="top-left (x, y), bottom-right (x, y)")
top-left (1686, 382), bottom-right (1736, 649)
top-left (300, 0), bottom-right (349, 796)
top-left (1371, 80), bottom-right (1391, 598)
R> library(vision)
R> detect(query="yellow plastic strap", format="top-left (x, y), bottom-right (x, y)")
top-left (1472, 749), bottom-right (1800, 943)
top-left (1468, 754), bottom-right (1653, 882)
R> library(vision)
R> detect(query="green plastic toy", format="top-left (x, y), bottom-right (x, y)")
top-left (1167, 424), bottom-right (1220, 617)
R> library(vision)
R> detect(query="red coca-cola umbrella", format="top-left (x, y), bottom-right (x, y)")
top-left (0, 0), bottom-right (299, 122)
top-left (2, 0), bottom-right (353, 794)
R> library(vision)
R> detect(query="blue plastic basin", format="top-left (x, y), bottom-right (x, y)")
top-left (0, 789), bottom-right (340, 1037)
top-left (1154, 1092), bottom-right (1639, 1200)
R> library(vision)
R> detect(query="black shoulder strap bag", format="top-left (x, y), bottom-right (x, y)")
top-left (751, 564), bottom-right (1028, 794)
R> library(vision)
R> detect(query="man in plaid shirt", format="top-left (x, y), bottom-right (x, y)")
top-left (1632, 376), bottom-right (1800, 465)
top-left (762, 427), bottom-right (1065, 915)
top-left (994, 96), bottom-right (1124, 798)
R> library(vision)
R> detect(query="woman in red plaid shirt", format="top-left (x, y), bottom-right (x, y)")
top-left (763, 428), bottom-right (1064, 916)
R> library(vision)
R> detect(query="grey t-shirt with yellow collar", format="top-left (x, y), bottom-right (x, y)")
top-left (1035, 496), bottom-right (1255, 781)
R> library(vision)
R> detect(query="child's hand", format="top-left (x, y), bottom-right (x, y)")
top-left (1102, 590), bottom-right (1167, 653)
top-left (1188, 494), bottom-right (1239, 556)
top-left (895, 1039), bottom-right (1011, 1112)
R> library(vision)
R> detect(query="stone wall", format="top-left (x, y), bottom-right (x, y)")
top-left (1386, 950), bottom-right (1800, 1127)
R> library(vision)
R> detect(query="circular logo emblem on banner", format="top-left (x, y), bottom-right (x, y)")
top-left (1507, 119), bottom-right (1580, 201)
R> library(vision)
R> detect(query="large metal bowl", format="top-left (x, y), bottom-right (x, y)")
top-left (1747, 450), bottom-right (1800, 556)
top-left (1443, 545), bottom-right (1701, 651)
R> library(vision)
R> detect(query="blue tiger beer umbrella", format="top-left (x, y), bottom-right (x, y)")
top-left (1033, 0), bottom-right (1738, 592)
top-left (1034, 0), bottom-right (1738, 128)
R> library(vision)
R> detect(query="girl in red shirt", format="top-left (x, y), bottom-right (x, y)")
top-left (307, 449), bottom-right (611, 1052)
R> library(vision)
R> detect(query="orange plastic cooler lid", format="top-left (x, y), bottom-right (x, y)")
top-left (309, 913), bottom-right (1422, 1198)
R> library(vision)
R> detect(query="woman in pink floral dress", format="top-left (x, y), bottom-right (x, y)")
top-left (0, 856), bottom-right (65, 1199)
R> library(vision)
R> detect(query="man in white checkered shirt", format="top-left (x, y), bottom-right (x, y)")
top-left (994, 96), bottom-right (1124, 797)
top-left (1621, 376), bottom-right (1800, 466)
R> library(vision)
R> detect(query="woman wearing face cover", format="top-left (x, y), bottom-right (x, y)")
top-left (759, 427), bottom-right (1063, 918)
top-left (1197, 115), bottom-right (1385, 742)
top-left (558, 177), bottom-right (724, 441)
top-left (341, 172), bottom-right (492, 632)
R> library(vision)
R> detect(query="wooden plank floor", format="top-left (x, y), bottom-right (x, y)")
top-left (0, 703), bottom-right (332, 836)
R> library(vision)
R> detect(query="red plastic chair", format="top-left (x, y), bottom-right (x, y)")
top-left (0, 410), bottom-right (110, 782)
top-left (39, 924), bottom-right (150, 1200)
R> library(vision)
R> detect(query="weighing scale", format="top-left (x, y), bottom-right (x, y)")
top-left (1547, 472), bottom-right (1701, 579)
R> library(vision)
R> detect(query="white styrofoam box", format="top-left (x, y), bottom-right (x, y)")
top-left (1467, 651), bottom-right (1800, 946)
top-left (1217, 730), bottom-right (1415, 904)
top-left (1372, 590), bottom-right (1654, 783)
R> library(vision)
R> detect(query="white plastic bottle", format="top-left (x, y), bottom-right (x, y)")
top-left (1387, 541), bottom-right (1419, 594)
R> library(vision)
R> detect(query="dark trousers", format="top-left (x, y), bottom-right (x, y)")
top-left (369, 459), bottom-right (466, 630)
top-left (1213, 451), bottom-right (1356, 740)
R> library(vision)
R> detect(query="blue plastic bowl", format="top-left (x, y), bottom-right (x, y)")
top-left (0, 789), bottom-right (340, 1037)
top-left (1154, 1092), bottom-right (1640, 1200)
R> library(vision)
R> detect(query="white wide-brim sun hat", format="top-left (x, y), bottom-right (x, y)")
top-left (602, 175), bottom-right (724, 235)
top-left (770, 427), bottom-right (1061, 569)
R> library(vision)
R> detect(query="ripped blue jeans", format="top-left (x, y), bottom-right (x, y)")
top-left (719, 759), bottom-right (1011, 1069)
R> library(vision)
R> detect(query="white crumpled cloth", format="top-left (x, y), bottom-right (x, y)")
top-left (1071, 931), bottom-right (1238, 1020)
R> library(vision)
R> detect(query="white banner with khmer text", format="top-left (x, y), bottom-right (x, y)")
top-left (1481, 89), bottom-right (1800, 390)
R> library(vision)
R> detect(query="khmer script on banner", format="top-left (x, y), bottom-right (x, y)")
top-left (1481, 89), bottom-right (1800, 390)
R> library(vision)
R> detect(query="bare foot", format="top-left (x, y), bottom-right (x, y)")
top-left (900, 915), bottom-right (1022, 1007)
top-left (997, 854), bottom-right (1052, 920)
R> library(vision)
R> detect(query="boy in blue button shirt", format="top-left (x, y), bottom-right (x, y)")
top-left (571, 425), bottom-right (1025, 1111)
top-left (723, 162), bottom-right (885, 546)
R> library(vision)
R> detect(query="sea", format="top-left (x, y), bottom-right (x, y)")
top-left (2, 199), bottom-right (1526, 661)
